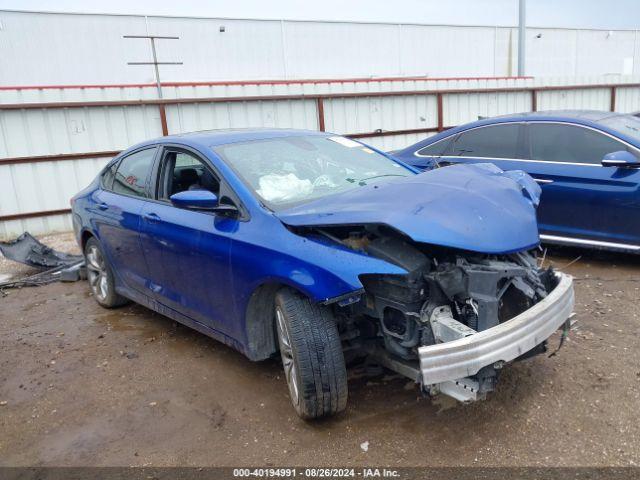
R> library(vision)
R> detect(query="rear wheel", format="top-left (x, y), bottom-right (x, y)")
top-left (274, 289), bottom-right (348, 419)
top-left (84, 237), bottom-right (128, 308)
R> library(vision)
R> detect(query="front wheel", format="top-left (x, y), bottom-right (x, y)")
top-left (274, 289), bottom-right (348, 419)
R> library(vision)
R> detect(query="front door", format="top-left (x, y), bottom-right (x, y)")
top-left (524, 122), bottom-right (640, 246)
top-left (139, 147), bottom-right (237, 335)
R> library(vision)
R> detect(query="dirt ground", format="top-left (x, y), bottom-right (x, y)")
top-left (0, 232), bottom-right (639, 467)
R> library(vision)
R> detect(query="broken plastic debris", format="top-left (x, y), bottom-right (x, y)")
top-left (0, 232), bottom-right (82, 269)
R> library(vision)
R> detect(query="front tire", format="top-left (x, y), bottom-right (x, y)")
top-left (275, 289), bottom-right (348, 419)
top-left (84, 237), bottom-right (129, 308)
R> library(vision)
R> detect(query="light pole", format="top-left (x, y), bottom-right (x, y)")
top-left (518, 0), bottom-right (526, 76)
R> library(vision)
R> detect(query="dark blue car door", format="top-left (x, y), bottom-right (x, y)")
top-left (93, 147), bottom-right (158, 293)
top-left (523, 122), bottom-right (640, 247)
top-left (138, 146), bottom-right (238, 336)
top-left (423, 121), bottom-right (640, 248)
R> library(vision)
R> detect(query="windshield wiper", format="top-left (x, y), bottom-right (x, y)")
top-left (347, 174), bottom-right (407, 186)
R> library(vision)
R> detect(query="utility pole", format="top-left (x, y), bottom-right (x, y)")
top-left (517, 0), bottom-right (526, 76)
top-left (123, 35), bottom-right (183, 135)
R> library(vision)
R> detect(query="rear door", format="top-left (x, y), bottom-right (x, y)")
top-left (139, 146), bottom-right (238, 335)
top-left (524, 122), bottom-right (640, 246)
top-left (93, 147), bottom-right (158, 293)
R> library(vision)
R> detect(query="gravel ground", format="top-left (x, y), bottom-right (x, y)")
top-left (0, 232), bottom-right (639, 467)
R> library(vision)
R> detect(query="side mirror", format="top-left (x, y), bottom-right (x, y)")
top-left (601, 150), bottom-right (640, 168)
top-left (212, 203), bottom-right (240, 218)
top-left (170, 190), bottom-right (219, 210)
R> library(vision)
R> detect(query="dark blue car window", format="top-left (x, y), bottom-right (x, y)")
top-left (529, 123), bottom-right (625, 164)
top-left (112, 148), bottom-right (156, 198)
top-left (449, 124), bottom-right (520, 159)
top-left (100, 161), bottom-right (118, 190)
top-left (416, 136), bottom-right (453, 156)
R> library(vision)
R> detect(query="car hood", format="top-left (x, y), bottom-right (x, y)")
top-left (275, 163), bottom-right (541, 254)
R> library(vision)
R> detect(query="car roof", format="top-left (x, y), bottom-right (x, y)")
top-left (396, 110), bottom-right (639, 155)
top-left (494, 110), bottom-right (621, 122)
top-left (455, 110), bottom-right (626, 130)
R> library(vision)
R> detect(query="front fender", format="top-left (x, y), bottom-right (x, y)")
top-left (232, 233), bottom-right (406, 305)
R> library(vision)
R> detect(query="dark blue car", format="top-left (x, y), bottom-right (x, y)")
top-left (72, 129), bottom-right (574, 418)
top-left (393, 110), bottom-right (640, 253)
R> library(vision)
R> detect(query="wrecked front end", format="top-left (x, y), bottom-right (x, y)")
top-left (309, 226), bottom-right (574, 402)
top-left (277, 164), bottom-right (574, 402)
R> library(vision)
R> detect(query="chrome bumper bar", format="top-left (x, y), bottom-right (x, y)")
top-left (418, 272), bottom-right (574, 386)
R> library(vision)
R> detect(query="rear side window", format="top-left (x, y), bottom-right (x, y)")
top-left (449, 124), bottom-right (521, 159)
top-left (101, 162), bottom-right (118, 190)
top-left (416, 136), bottom-right (453, 156)
top-left (112, 148), bottom-right (157, 198)
top-left (529, 123), bottom-right (627, 164)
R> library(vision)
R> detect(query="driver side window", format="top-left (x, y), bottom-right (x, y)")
top-left (528, 123), bottom-right (629, 164)
top-left (157, 149), bottom-right (221, 201)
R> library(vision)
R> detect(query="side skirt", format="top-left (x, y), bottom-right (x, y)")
top-left (540, 234), bottom-right (640, 253)
top-left (115, 284), bottom-right (250, 359)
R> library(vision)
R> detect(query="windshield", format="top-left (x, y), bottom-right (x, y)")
top-left (213, 135), bottom-right (414, 210)
top-left (599, 115), bottom-right (640, 144)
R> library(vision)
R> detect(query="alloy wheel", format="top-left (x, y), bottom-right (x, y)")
top-left (86, 245), bottom-right (109, 302)
top-left (276, 307), bottom-right (299, 406)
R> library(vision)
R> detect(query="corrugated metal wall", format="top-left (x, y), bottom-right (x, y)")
top-left (2, 75), bottom-right (640, 239)
top-left (1, 11), bottom-right (640, 86)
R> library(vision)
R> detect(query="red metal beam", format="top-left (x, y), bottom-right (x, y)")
top-left (347, 127), bottom-right (441, 139)
top-left (3, 83), bottom-right (635, 111)
top-left (531, 89), bottom-right (537, 112)
top-left (0, 208), bottom-right (71, 222)
top-left (158, 105), bottom-right (169, 136)
top-left (610, 86), bottom-right (617, 112)
top-left (436, 93), bottom-right (444, 132)
top-left (316, 98), bottom-right (326, 132)
top-left (0, 150), bottom-right (119, 166)
top-left (0, 75), bottom-right (535, 91)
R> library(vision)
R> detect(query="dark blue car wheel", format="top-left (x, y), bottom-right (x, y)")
top-left (274, 288), bottom-right (348, 419)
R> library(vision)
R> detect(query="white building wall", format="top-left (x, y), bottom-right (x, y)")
top-left (1, 11), bottom-right (640, 86)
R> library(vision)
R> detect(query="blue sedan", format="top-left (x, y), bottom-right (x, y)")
top-left (71, 129), bottom-right (574, 418)
top-left (392, 110), bottom-right (640, 253)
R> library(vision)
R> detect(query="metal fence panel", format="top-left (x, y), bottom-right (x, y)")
top-left (324, 94), bottom-right (438, 134)
top-left (614, 86), bottom-right (640, 113)
top-left (0, 106), bottom-right (163, 158)
top-left (536, 87), bottom-right (611, 111)
top-left (1, 76), bottom-right (639, 238)
top-left (443, 91), bottom-right (532, 126)
top-left (165, 99), bottom-right (318, 133)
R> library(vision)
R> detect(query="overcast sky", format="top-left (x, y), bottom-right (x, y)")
top-left (1, 0), bottom-right (640, 30)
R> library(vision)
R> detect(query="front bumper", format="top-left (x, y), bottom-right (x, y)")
top-left (418, 272), bottom-right (574, 387)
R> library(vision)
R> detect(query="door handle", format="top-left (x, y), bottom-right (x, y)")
top-left (533, 178), bottom-right (554, 184)
top-left (143, 212), bottom-right (161, 222)
top-left (97, 202), bottom-right (109, 211)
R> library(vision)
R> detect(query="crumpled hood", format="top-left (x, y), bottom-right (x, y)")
top-left (276, 163), bottom-right (542, 254)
